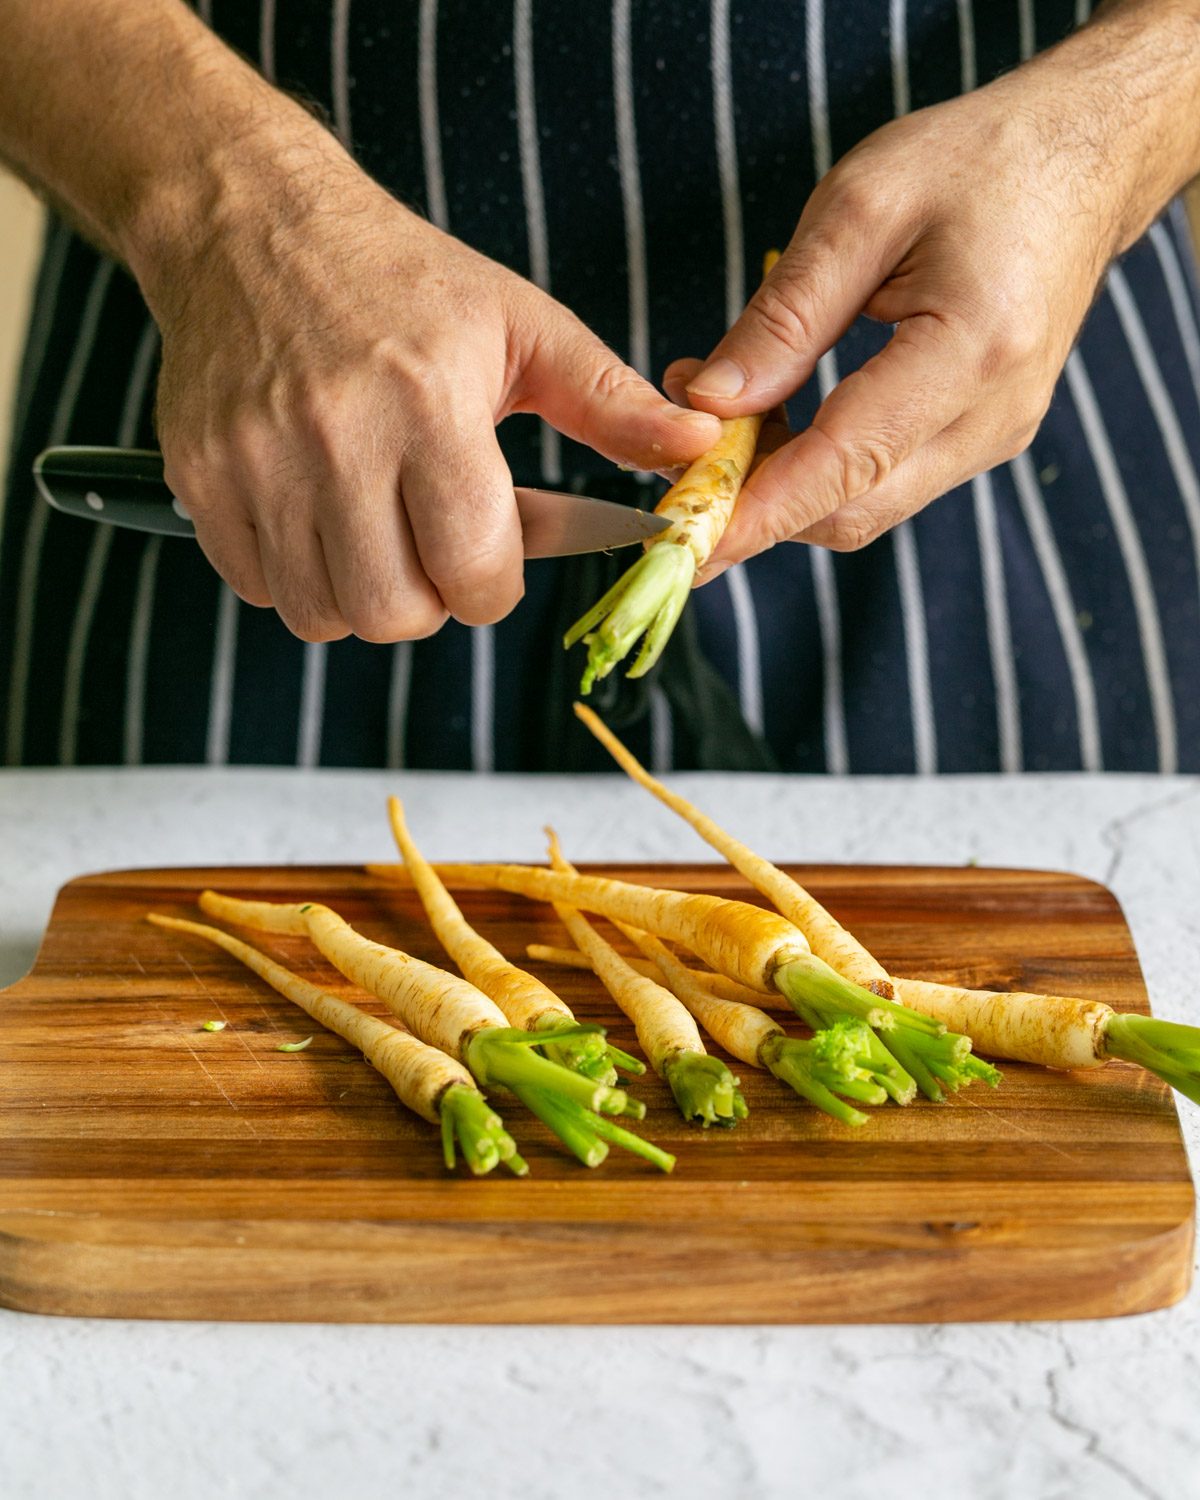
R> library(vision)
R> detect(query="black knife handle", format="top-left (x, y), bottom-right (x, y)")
top-left (33, 446), bottom-right (197, 538)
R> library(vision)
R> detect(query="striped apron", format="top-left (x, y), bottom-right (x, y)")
top-left (3, 1), bottom-right (1200, 773)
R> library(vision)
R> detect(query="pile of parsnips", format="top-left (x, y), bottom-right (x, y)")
top-left (151, 706), bottom-right (1200, 1176)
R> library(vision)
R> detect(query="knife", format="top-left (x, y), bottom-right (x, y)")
top-left (32, 446), bottom-right (672, 558)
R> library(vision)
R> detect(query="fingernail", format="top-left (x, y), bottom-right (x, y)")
top-left (686, 358), bottom-right (747, 400)
top-left (668, 407), bottom-right (720, 430)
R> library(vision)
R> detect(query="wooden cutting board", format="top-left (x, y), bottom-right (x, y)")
top-left (0, 863), bottom-right (1192, 1323)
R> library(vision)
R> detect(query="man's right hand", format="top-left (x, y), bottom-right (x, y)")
top-left (1, 0), bottom-right (720, 643)
top-left (147, 145), bottom-right (718, 642)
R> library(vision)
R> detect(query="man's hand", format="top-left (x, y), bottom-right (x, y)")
top-left (148, 144), bottom-right (719, 642)
top-left (671, 0), bottom-right (1200, 580)
top-left (0, 0), bottom-right (720, 641)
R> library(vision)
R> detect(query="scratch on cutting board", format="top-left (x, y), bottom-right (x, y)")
top-left (954, 1086), bottom-right (1085, 1167)
top-left (173, 950), bottom-right (271, 1075)
top-left (147, 976), bottom-right (262, 1139)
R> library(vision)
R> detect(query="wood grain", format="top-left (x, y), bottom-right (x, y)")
top-left (0, 863), bottom-right (1192, 1323)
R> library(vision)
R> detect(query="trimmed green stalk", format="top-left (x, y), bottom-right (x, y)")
top-left (463, 1024), bottom-right (667, 1168)
top-left (464, 1024), bottom-right (630, 1116)
top-left (759, 1020), bottom-right (887, 1128)
top-left (661, 1048), bottom-right (748, 1128)
top-left (513, 1085), bottom-right (676, 1173)
top-left (534, 1012), bottom-right (646, 1086)
top-left (1103, 1014), bottom-right (1200, 1106)
top-left (773, 957), bottom-right (996, 1103)
top-left (439, 1082), bottom-right (528, 1176)
top-left (565, 542), bottom-right (695, 694)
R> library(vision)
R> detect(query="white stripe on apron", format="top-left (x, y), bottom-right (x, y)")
top-left (649, 681), bottom-right (673, 773)
top-left (1008, 450), bottom-right (1102, 771)
top-left (612, 0), bottom-right (650, 378)
top-left (806, 1), bottom-right (850, 772)
top-left (514, 0), bottom-right (562, 485)
top-left (123, 534), bottom-right (163, 765)
top-left (205, 584), bottom-right (240, 766)
top-left (8, 220), bottom-right (72, 479)
top-left (470, 623), bottom-right (494, 774)
top-left (888, 0), bottom-right (909, 119)
top-left (386, 639), bottom-right (413, 770)
top-left (1064, 350), bottom-right (1177, 773)
top-left (297, 639), bottom-right (327, 768)
top-left (259, 0), bottom-right (277, 84)
top-left (418, 0), bottom-right (449, 232)
top-left (331, 0), bottom-right (353, 148)
top-left (6, 256), bottom-right (116, 766)
top-left (893, 520), bottom-right (938, 773)
top-left (58, 314), bottom-right (159, 765)
top-left (956, 0), bottom-right (976, 93)
top-left (971, 470), bottom-right (1021, 771)
top-left (1148, 220), bottom-right (1200, 412)
top-left (710, 0), bottom-right (763, 735)
top-left (889, 0), bottom-right (937, 773)
top-left (1108, 262), bottom-right (1200, 621)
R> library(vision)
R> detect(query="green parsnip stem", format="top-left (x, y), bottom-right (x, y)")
top-left (565, 542), bottom-right (695, 693)
top-left (759, 1025), bottom-right (885, 1128)
top-left (439, 1083), bottom-right (529, 1176)
top-left (1100, 1015), bottom-right (1200, 1105)
top-left (514, 1086), bottom-right (677, 1173)
top-left (661, 1050), bottom-right (749, 1128)
top-left (773, 957), bottom-right (997, 1102)
top-left (565, 423), bottom-right (764, 691)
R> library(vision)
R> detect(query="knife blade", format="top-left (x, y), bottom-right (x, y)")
top-left (32, 446), bottom-right (672, 559)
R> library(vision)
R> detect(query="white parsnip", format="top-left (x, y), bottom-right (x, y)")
top-left (563, 252), bottom-right (778, 691)
top-left (396, 860), bottom-right (810, 992)
top-left (388, 795), bottom-right (569, 1033)
top-left (617, 924), bottom-right (777, 1068)
top-left (544, 831), bottom-right (746, 1126)
top-left (574, 702), bottom-right (892, 997)
top-left (545, 839), bottom-right (705, 1072)
top-left (893, 978), bottom-right (1111, 1070)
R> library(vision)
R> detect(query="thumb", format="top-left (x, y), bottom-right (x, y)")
top-left (684, 199), bottom-right (907, 416)
top-left (518, 303), bottom-right (721, 470)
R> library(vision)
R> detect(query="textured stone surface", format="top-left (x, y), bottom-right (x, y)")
top-left (1, 769), bottom-right (1197, 1500)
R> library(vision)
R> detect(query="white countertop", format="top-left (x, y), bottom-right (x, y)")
top-left (2, 769), bottom-right (1198, 1500)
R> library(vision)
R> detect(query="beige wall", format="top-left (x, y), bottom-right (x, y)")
top-left (0, 171), bottom-right (44, 465)
top-left (1190, 181), bottom-right (1200, 261)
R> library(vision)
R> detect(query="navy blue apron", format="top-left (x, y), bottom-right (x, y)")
top-left (4, 1), bottom-right (1200, 772)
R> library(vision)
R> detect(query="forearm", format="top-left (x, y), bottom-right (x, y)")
top-left (0, 0), bottom-right (355, 294)
top-left (1006, 0), bottom-right (1200, 255)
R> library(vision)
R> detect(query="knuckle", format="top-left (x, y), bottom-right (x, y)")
top-left (345, 590), bottom-right (447, 643)
top-left (435, 551), bottom-right (523, 623)
top-left (823, 427), bottom-right (897, 501)
top-left (584, 359), bottom-right (646, 408)
top-left (824, 510), bottom-right (880, 553)
top-left (276, 598), bottom-right (350, 644)
top-left (822, 170), bottom-right (890, 232)
top-left (977, 319), bottom-right (1041, 381)
top-left (750, 283), bottom-right (820, 358)
top-left (998, 421), bottom-right (1041, 464)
